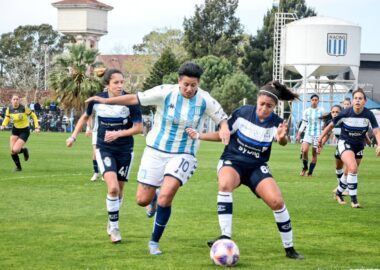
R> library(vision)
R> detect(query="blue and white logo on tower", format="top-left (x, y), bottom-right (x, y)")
top-left (327, 33), bottom-right (347, 56)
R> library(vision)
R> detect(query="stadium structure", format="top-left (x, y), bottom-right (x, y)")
top-left (272, 13), bottom-right (380, 138)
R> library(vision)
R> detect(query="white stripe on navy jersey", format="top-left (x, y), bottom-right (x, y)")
top-left (334, 107), bottom-right (379, 145)
top-left (137, 84), bottom-right (227, 155)
top-left (232, 117), bottom-right (277, 146)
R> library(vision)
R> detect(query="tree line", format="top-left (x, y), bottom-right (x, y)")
top-left (0, 0), bottom-right (315, 115)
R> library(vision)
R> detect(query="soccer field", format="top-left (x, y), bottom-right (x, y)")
top-left (0, 132), bottom-right (379, 269)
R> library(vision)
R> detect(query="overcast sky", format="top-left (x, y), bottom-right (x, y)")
top-left (0, 0), bottom-right (378, 54)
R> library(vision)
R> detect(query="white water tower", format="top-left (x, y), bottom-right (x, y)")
top-left (278, 16), bottom-right (361, 136)
top-left (282, 16), bottom-right (361, 86)
top-left (52, 0), bottom-right (113, 49)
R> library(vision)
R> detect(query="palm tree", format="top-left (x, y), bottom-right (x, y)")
top-left (49, 44), bottom-right (103, 114)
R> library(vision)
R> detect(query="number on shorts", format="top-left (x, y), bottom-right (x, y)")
top-left (174, 158), bottom-right (190, 173)
top-left (260, 165), bottom-right (269, 174)
top-left (118, 166), bottom-right (129, 178)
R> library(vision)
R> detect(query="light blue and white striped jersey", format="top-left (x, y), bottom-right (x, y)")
top-left (137, 84), bottom-right (227, 155)
top-left (301, 107), bottom-right (324, 137)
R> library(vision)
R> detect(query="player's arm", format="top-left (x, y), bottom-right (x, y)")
top-left (66, 113), bottom-right (90, 147)
top-left (373, 128), bottom-right (380, 156)
top-left (104, 122), bottom-right (143, 143)
top-left (185, 128), bottom-right (221, 141)
top-left (85, 117), bottom-right (93, 136)
top-left (29, 109), bottom-right (40, 131)
top-left (0, 108), bottom-right (10, 129)
top-left (317, 122), bottom-right (335, 153)
top-left (296, 119), bottom-right (307, 142)
top-left (276, 120), bottom-right (288, 146)
top-left (85, 94), bottom-right (139, 106)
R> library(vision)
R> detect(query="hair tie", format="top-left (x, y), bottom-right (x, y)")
top-left (259, 90), bottom-right (279, 102)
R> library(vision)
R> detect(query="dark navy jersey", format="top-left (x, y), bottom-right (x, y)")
top-left (220, 105), bottom-right (283, 165)
top-left (86, 91), bottom-right (142, 153)
top-left (325, 118), bottom-right (341, 139)
top-left (333, 107), bottom-right (378, 147)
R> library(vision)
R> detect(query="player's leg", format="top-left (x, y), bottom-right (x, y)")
top-left (307, 137), bottom-right (318, 176)
top-left (149, 153), bottom-right (197, 255)
top-left (136, 147), bottom-right (165, 216)
top-left (91, 144), bottom-right (99, 181)
top-left (207, 164), bottom-right (240, 247)
top-left (300, 141), bottom-right (310, 176)
top-left (149, 176), bottom-right (180, 255)
top-left (217, 166), bottom-right (240, 239)
top-left (10, 135), bottom-right (23, 171)
top-left (341, 148), bottom-right (362, 208)
top-left (255, 177), bottom-right (304, 259)
top-left (96, 149), bottom-right (122, 243)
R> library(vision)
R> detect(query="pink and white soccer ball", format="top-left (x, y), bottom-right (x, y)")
top-left (210, 239), bottom-right (240, 267)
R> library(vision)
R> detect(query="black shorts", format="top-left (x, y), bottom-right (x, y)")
top-left (217, 159), bottom-right (273, 197)
top-left (11, 127), bottom-right (30, 142)
top-left (95, 149), bottom-right (134, 182)
top-left (337, 140), bottom-right (364, 160)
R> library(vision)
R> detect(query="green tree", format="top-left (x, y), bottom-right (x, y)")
top-left (0, 24), bottom-right (72, 90)
top-left (193, 55), bottom-right (235, 93)
top-left (241, 0), bottom-right (316, 86)
top-left (142, 48), bottom-right (179, 114)
top-left (183, 0), bottom-right (244, 64)
top-left (48, 44), bottom-right (103, 114)
top-left (133, 28), bottom-right (188, 63)
top-left (143, 47), bottom-right (179, 90)
top-left (211, 72), bottom-right (257, 114)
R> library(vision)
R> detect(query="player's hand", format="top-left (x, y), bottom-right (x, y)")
top-left (85, 129), bottom-right (92, 137)
top-left (66, 136), bottom-right (76, 147)
top-left (0, 125), bottom-right (4, 131)
top-left (85, 96), bottom-right (106, 104)
top-left (34, 127), bottom-right (40, 133)
top-left (219, 125), bottom-right (230, 145)
top-left (104, 130), bottom-right (120, 143)
top-left (185, 128), bottom-right (199, 140)
top-left (295, 134), bottom-right (300, 143)
top-left (376, 146), bottom-right (380, 156)
top-left (277, 121), bottom-right (288, 140)
top-left (316, 139), bottom-right (323, 154)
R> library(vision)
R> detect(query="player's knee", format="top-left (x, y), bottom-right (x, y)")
top-left (108, 186), bottom-right (120, 197)
top-left (268, 197), bottom-right (284, 210)
top-left (11, 147), bottom-right (21, 154)
top-left (136, 195), bottom-right (150, 206)
top-left (346, 165), bottom-right (358, 174)
top-left (157, 194), bottom-right (173, 207)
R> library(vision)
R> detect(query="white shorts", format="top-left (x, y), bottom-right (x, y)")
top-left (303, 135), bottom-right (320, 148)
top-left (137, 147), bottom-right (198, 187)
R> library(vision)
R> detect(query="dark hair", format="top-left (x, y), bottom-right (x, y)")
top-left (344, 97), bottom-right (351, 102)
top-left (178, 62), bottom-right (203, 79)
top-left (310, 94), bottom-right (319, 100)
top-left (352, 87), bottom-right (367, 100)
top-left (101, 69), bottom-right (124, 86)
top-left (319, 104), bottom-right (342, 121)
top-left (258, 81), bottom-right (299, 104)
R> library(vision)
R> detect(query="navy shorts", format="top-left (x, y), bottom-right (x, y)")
top-left (11, 127), bottom-right (30, 142)
top-left (337, 140), bottom-right (364, 160)
top-left (217, 159), bottom-right (273, 197)
top-left (95, 149), bottom-right (134, 181)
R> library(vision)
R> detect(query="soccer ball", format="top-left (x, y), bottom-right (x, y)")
top-left (210, 239), bottom-right (240, 267)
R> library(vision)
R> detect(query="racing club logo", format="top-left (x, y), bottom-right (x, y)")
top-left (327, 33), bottom-right (347, 56)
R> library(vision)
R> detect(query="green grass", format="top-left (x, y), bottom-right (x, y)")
top-left (0, 132), bottom-right (379, 269)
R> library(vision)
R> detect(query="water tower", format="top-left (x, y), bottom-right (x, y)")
top-left (52, 0), bottom-right (113, 49)
top-left (278, 16), bottom-right (361, 135)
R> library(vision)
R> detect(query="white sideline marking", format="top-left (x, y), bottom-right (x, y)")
top-left (0, 173), bottom-right (86, 181)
